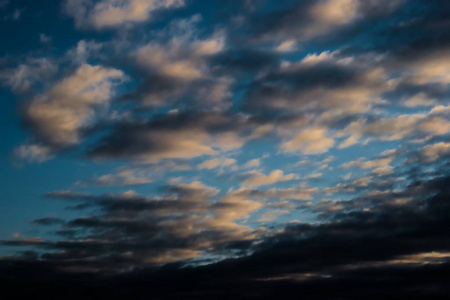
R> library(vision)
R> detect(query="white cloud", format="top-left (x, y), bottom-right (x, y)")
top-left (133, 35), bottom-right (224, 81)
top-left (198, 158), bottom-right (237, 170)
top-left (257, 209), bottom-right (289, 222)
top-left (6, 58), bottom-right (57, 93)
top-left (418, 142), bottom-right (450, 163)
top-left (265, 186), bottom-right (318, 201)
top-left (276, 39), bottom-right (297, 52)
top-left (402, 50), bottom-right (450, 85)
top-left (129, 30), bottom-right (228, 107)
top-left (14, 144), bottom-right (52, 163)
top-left (243, 158), bottom-right (261, 169)
top-left (402, 93), bottom-right (436, 107)
top-left (25, 64), bottom-right (125, 148)
top-left (64, 0), bottom-right (185, 29)
top-left (310, 0), bottom-right (360, 28)
top-left (214, 190), bottom-right (263, 224)
top-left (243, 170), bottom-right (297, 187)
top-left (65, 40), bottom-right (104, 65)
top-left (76, 170), bottom-right (152, 187)
top-left (282, 127), bottom-right (335, 154)
top-left (340, 157), bottom-right (394, 169)
top-left (337, 106), bottom-right (450, 147)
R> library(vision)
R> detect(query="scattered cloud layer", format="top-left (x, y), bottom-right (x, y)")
top-left (1, 0), bottom-right (450, 298)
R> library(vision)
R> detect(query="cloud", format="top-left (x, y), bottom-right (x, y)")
top-left (65, 40), bottom-right (104, 65)
top-left (417, 142), bottom-right (450, 163)
top-left (340, 149), bottom-right (398, 176)
top-left (32, 217), bottom-right (65, 226)
top-left (213, 191), bottom-right (262, 226)
top-left (337, 105), bottom-right (450, 147)
top-left (28, 180), bottom-right (264, 269)
top-left (253, 0), bottom-right (402, 42)
top-left (76, 170), bottom-right (152, 187)
top-left (88, 111), bottom-right (251, 162)
top-left (402, 92), bottom-right (437, 107)
top-left (39, 33), bottom-right (52, 45)
top-left (307, 0), bottom-right (360, 34)
top-left (340, 156), bottom-right (394, 170)
top-left (64, 0), bottom-right (185, 29)
top-left (4, 58), bottom-right (57, 93)
top-left (244, 51), bottom-right (388, 117)
top-left (125, 26), bottom-right (229, 108)
top-left (275, 39), bottom-right (297, 52)
top-left (242, 170), bottom-right (296, 187)
top-left (22, 64), bottom-right (125, 152)
top-left (265, 186), bottom-right (318, 201)
top-left (198, 158), bottom-right (236, 170)
top-left (1, 8), bottom-right (22, 21)
top-left (243, 158), bottom-right (260, 168)
top-left (133, 36), bottom-right (223, 81)
top-left (14, 144), bottom-right (52, 163)
top-left (391, 43), bottom-right (450, 85)
top-left (257, 209), bottom-right (289, 222)
top-left (282, 127), bottom-right (335, 154)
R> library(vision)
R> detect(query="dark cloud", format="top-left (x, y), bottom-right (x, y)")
top-left (209, 47), bottom-right (280, 74)
top-left (1, 181), bottom-right (261, 272)
top-left (1, 173), bottom-right (450, 299)
top-left (247, 0), bottom-right (403, 43)
top-left (31, 217), bottom-right (65, 226)
top-left (243, 59), bottom-right (364, 114)
top-left (87, 110), bottom-right (254, 161)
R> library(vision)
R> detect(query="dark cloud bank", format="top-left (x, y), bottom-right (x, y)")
top-left (2, 172), bottom-right (450, 299)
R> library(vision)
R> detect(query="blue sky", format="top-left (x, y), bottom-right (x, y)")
top-left (0, 1), bottom-right (450, 298)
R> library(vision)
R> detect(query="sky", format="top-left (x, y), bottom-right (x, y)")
top-left (0, 0), bottom-right (450, 299)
